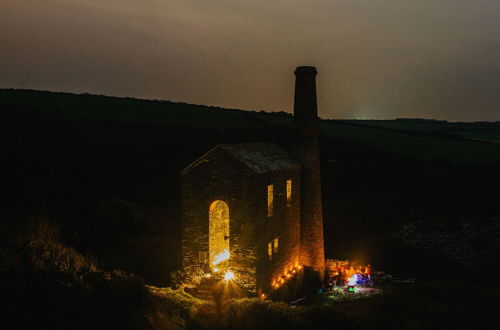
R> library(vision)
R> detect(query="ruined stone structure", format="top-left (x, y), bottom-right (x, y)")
top-left (293, 66), bottom-right (326, 282)
top-left (181, 66), bottom-right (325, 295)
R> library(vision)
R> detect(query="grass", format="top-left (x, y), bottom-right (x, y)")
top-left (320, 121), bottom-right (500, 163)
top-left (3, 88), bottom-right (499, 163)
top-left (180, 278), bottom-right (500, 329)
top-left (0, 89), bottom-right (265, 129)
top-left (1, 88), bottom-right (500, 328)
top-left (1, 218), bottom-right (499, 329)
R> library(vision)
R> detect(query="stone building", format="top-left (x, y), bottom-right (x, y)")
top-left (181, 66), bottom-right (325, 296)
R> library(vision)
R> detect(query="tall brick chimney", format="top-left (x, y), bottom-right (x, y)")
top-left (293, 66), bottom-right (325, 282)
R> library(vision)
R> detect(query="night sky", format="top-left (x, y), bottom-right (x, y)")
top-left (1, 0), bottom-right (499, 121)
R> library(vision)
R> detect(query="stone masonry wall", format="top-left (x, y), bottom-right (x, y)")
top-left (182, 148), bottom-right (258, 291)
top-left (182, 147), bottom-right (301, 295)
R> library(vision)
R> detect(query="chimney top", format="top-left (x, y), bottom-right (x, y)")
top-left (294, 66), bottom-right (317, 75)
top-left (293, 65), bottom-right (319, 135)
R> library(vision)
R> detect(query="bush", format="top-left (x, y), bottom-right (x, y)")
top-left (0, 218), bottom-right (96, 274)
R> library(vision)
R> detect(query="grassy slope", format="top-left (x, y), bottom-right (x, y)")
top-left (2, 89), bottom-right (500, 329)
top-left (1, 89), bottom-right (264, 129)
top-left (3, 89), bottom-right (500, 163)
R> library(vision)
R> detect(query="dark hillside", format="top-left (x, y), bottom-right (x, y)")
top-left (2, 89), bottom-right (499, 285)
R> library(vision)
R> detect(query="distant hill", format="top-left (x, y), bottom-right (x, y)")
top-left (2, 89), bottom-right (500, 163)
top-left (2, 88), bottom-right (499, 285)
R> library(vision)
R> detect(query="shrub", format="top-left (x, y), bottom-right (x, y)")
top-left (0, 218), bottom-right (96, 274)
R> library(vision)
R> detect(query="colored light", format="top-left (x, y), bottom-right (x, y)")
top-left (347, 274), bottom-right (357, 286)
top-left (224, 271), bottom-right (235, 281)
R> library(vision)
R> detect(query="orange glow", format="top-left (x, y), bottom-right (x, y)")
top-left (267, 185), bottom-right (273, 217)
top-left (271, 264), bottom-right (303, 290)
top-left (209, 200), bottom-right (229, 270)
top-left (325, 260), bottom-right (372, 287)
top-left (286, 179), bottom-right (292, 204)
top-left (224, 271), bottom-right (235, 281)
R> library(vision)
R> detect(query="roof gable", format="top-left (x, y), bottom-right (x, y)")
top-left (181, 143), bottom-right (299, 175)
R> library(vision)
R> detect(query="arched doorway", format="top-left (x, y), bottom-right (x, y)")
top-left (209, 200), bottom-right (230, 269)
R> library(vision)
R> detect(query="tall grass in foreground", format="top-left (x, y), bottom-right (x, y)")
top-left (0, 218), bottom-right (198, 329)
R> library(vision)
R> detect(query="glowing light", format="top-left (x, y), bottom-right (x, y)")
top-left (213, 267), bottom-right (220, 272)
top-left (286, 179), bottom-right (292, 203)
top-left (205, 273), bottom-right (212, 278)
top-left (212, 249), bottom-right (230, 266)
top-left (261, 294), bottom-right (266, 299)
top-left (267, 185), bottom-right (273, 217)
top-left (271, 265), bottom-right (304, 291)
top-left (209, 200), bottom-right (229, 268)
top-left (347, 274), bottom-right (358, 286)
top-left (224, 271), bottom-right (235, 281)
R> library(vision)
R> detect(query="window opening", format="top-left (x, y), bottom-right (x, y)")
top-left (286, 179), bottom-right (292, 206)
top-left (267, 185), bottom-right (274, 217)
top-left (209, 200), bottom-right (230, 269)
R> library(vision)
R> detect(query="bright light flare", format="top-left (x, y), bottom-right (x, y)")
top-left (347, 274), bottom-right (358, 286)
top-left (224, 271), bottom-right (235, 281)
top-left (212, 249), bottom-right (230, 266)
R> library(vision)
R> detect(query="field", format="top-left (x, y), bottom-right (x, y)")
top-left (1, 89), bottom-right (500, 329)
top-left (4, 89), bottom-right (500, 164)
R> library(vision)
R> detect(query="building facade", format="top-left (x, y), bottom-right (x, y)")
top-left (181, 66), bottom-right (325, 296)
top-left (181, 143), bottom-right (301, 294)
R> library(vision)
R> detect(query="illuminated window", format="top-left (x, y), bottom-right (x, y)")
top-left (286, 179), bottom-right (292, 205)
top-left (268, 237), bottom-right (279, 260)
top-left (209, 200), bottom-right (230, 270)
top-left (267, 185), bottom-right (273, 217)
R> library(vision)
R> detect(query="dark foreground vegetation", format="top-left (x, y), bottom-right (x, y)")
top-left (1, 89), bottom-right (500, 329)
top-left (2, 219), bottom-right (498, 329)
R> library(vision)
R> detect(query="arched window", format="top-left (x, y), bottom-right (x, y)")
top-left (209, 200), bottom-right (230, 269)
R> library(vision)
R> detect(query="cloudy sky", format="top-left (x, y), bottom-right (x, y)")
top-left (1, 0), bottom-right (499, 121)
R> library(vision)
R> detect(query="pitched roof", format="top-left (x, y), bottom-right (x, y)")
top-left (181, 143), bottom-right (300, 175)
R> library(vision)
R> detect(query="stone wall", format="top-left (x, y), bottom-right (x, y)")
top-left (182, 148), bottom-right (257, 291)
top-left (181, 147), bottom-right (301, 295)
top-left (253, 169), bottom-right (301, 295)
